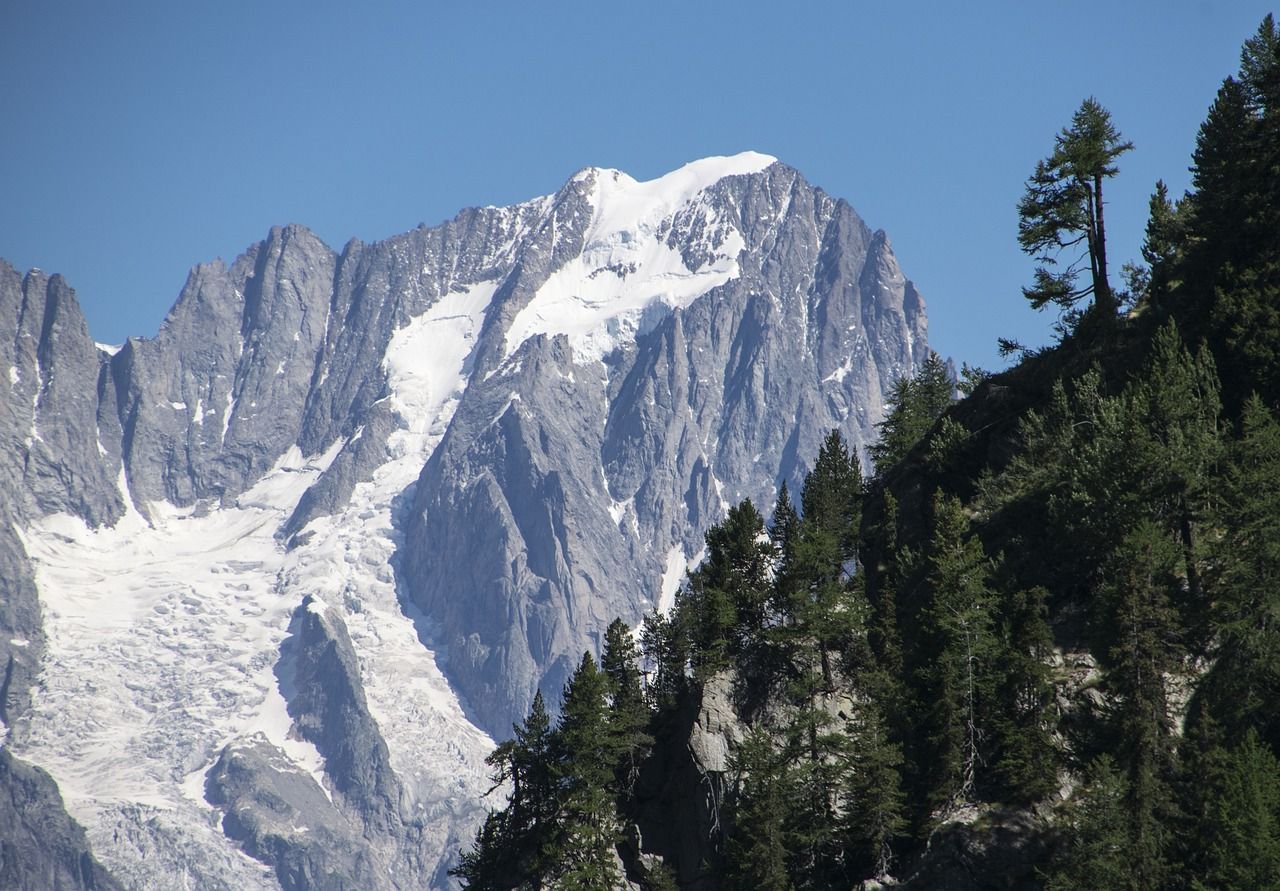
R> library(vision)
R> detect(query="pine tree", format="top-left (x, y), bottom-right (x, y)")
top-left (1103, 520), bottom-right (1182, 891)
top-left (640, 605), bottom-right (688, 711)
top-left (840, 698), bottom-right (907, 881)
top-left (916, 492), bottom-right (997, 815)
top-left (1140, 180), bottom-right (1184, 307)
top-left (1173, 17), bottom-right (1280, 402)
top-left (1203, 394), bottom-right (1280, 746)
top-left (601, 619), bottom-right (653, 798)
top-left (1128, 322), bottom-right (1223, 627)
top-left (1017, 97), bottom-right (1132, 316)
top-left (769, 480), bottom-right (801, 596)
top-left (725, 727), bottom-right (795, 891)
top-left (550, 653), bottom-right (625, 891)
top-left (989, 586), bottom-right (1058, 804)
top-left (867, 490), bottom-right (905, 703)
top-left (1192, 730), bottom-right (1280, 891)
top-left (1046, 756), bottom-right (1130, 891)
top-left (685, 499), bottom-right (773, 677)
top-left (453, 692), bottom-right (559, 890)
top-left (869, 354), bottom-right (954, 473)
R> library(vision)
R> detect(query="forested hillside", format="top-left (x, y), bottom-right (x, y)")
top-left (453, 17), bottom-right (1280, 891)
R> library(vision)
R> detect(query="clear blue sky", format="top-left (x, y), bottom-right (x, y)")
top-left (2, 1), bottom-right (1272, 369)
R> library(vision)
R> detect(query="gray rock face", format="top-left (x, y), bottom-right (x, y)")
top-left (281, 597), bottom-right (403, 835)
top-left (113, 225), bottom-right (338, 509)
top-left (0, 513), bottom-right (122, 889)
top-left (205, 738), bottom-right (383, 891)
top-left (403, 160), bottom-right (927, 733)
top-left (0, 264), bottom-right (124, 527)
top-left (2, 153), bottom-right (929, 888)
top-left (0, 748), bottom-right (124, 891)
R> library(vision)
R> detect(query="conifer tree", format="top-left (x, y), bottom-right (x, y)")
top-left (869, 354), bottom-right (954, 473)
top-left (1046, 756), bottom-right (1130, 891)
top-left (550, 653), bottom-right (625, 891)
top-left (1103, 520), bottom-right (1182, 891)
top-left (917, 491), bottom-right (997, 815)
top-left (769, 480), bottom-right (801, 595)
top-left (601, 619), bottom-right (653, 797)
top-left (1192, 730), bottom-right (1280, 891)
top-left (989, 586), bottom-right (1058, 804)
top-left (867, 490), bottom-right (905, 698)
top-left (840, 698), bottom-right (907, 881)
top-left (726, 727), bottom-right (795, 891)
top-left (1017, 97), bottom-right (1132, 315)
top-left (640, 605), bottom-right (688, 710)
top-left (1203, 394), bottom-right (1280, 745)
top-left (453, 692), bottom-right (559, 889)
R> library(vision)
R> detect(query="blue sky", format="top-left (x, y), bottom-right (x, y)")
top-left (1, 1), bottom-right (1272, 369)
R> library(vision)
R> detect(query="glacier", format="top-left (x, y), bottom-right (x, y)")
top-left (0, 152), bottom-right (928, 889)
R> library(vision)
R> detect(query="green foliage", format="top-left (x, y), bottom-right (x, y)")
top-left (602, 619), bottom-right (653, 797)
top-left (725, 728), bottom-right (796, 891)
top-left (988, 586), bottom-right (1058, 804)
top-left (1161, 16), bottom-right (1280, 404)
top-left (840, 699), bottom-right (907, 880)
top-left (1201, 394), bottom-right (1280, 746)
top-left (459, 26), bottom-right (1280, 887)
top-left (686, 499), bottom-right (773, 675)
top-left (868, 353), bottom-right (954, 473)
top-left (1103, 521), bottom-right (1181, 890)
top-left (640, 606), bottom-right (689, 711)
top-left (1046, 756), bottom-right (1131, 891)
top-left (1018, 97), bottom-right (1133, 315)
top-left (1191, 730), bottom-right (1280, 891)
top-left (915, 492), bottom-right (997, 815)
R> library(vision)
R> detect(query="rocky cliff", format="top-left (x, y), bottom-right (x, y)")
top-left (1, 153), bottom-right (928, 888)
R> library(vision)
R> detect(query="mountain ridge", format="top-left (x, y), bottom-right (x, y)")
top-left (0, 153), bottom-right (928, 889)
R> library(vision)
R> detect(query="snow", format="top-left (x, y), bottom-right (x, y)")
top-left (13, 445), bottom-right (343, 888)
top-left (5, 278), bottom-right (512, 876)
top-left (383, 279), bottom-right (498, 457)
top-left (8, 155), bottom-right (785, 885)
top-left (823, 356), bottom-right (855, 385)
top-left (658, 546), bottom-right (686, 614)
top-left (95, 342), bottom-right (123, 357)
top-left (8, 366), bottom-right (17, 386)
top-left (504, 152), bottom-right (775, 364)
top-left (221, 391), bottom-right (236, 444)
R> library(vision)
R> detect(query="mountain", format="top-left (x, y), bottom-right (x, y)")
top-left (0, 153), bottom-right (928, 889)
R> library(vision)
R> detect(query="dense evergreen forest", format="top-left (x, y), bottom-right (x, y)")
top-left (454, 17), bottom-right (1280, 890)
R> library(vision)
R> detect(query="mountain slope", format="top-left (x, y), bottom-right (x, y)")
top-left (0, 153), bottom-right (928, 888)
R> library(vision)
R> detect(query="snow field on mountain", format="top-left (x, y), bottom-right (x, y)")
top-left (505, 152), bottom-right (776, 364)
top-left (15, 446), bottom-right (341, 889)
top-left (12, 278), bottom-right (505, 885)
top-left (279, 280), bottom-right (502, 852)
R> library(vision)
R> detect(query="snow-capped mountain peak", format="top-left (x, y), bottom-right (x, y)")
top-left (0, 153), bottom-right (925, 890)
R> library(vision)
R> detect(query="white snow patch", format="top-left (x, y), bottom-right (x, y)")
top-left (192, 397), bottom-right (204, 427)
top-left (221, 391), bottom-right (236, 444)
top-left (9, 638), bottom-right (29, 648)
top-left (608, 496), bottom-right (633, 529)
top-left (823, 356), bottom-right (855, 385)
top-left (95, 342), bottom-right (123, 357)
top-left (8, 366), bottom-right (17, 386)
top-left (504, 152), bottom-right (774, 364)
top-left (658, 547), bottom-right (686, 615)
top-left (169, 401), bottom-right (187, 411)
top-left (383, 280), bottom-right (499, 460)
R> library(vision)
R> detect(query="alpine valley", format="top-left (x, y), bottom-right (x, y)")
top-left (0, 153), bottom-right (929, 889)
